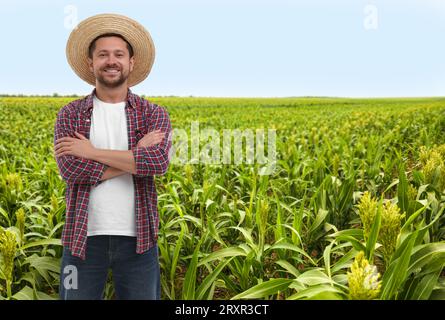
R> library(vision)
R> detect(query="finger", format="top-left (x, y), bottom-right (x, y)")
top-left (145, 131), bottom-right (161, 137)
top-left (153, 133), bottom-right (165, 138)
top-left (54, 143), bottom-right (65, 151)
top-left (54, 142), bottom-right (69, 150)
top-left (56, 151), bottom-right (67, 158)
top-left (55, 141), bottom-right (72, 151)
top-left (56, 137), bottom-right (74, 144)
top-left (155, 134), bottom-right (165, 140)
top-left (74, 132), bottom-right (87, 140)
top-left (148, 136), bottom-right (163, 142)
top-left (56, 149), bottom-right (71, 157)
top-left (55, 146), bottom-right (70, 155)
top-left (148, 136), bottom-right (164, 142)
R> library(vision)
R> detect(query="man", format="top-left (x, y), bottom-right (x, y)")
top-left (54, 14), bottom-right (172, 300)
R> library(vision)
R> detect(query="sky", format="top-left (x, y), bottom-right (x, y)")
top-left (1, 0), bottom-right (445, 98)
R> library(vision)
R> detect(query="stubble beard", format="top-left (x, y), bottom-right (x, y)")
top-left (96, 67), bottom-right (130, 88)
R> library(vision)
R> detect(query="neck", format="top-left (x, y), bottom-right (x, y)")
top-left (94, 83), bottom-right (128, 103)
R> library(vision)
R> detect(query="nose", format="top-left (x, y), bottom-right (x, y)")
top-left (105, 54), bottom-right (118, 65)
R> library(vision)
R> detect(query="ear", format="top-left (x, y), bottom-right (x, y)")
top-left (129, 56), bottom-right (135, 72)
top-left (88, 57), bottom-right (94, 73)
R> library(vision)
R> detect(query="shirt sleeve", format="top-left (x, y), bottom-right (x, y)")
top-left (54, 105), bottom-right (108, 186)
top-left (131, 104), bottom-right (172, 177)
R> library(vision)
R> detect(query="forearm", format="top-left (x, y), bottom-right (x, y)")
top-left (56, 155), bottom-right (107, 185)
top-left (91, 149), bottom-right (137, 175)
top-left (100, 167), bottom-right (128, 181)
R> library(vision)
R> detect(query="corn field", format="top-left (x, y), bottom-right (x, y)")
top-left (0, 96), bottom-right (444, 300)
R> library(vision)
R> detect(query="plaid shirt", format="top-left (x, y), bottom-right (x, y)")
top-left (54, 89), bottom-right (172, 260)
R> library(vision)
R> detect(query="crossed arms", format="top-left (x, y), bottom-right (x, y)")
top-left (53, 105), bottom-right (172, 186)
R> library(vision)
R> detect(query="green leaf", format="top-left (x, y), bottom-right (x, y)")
top-left (48, 222), bottom-right (65, 238)
top-left (380, 231), bottom-right (417, 300)
top-left (198, 246), bottom-right (247, 266)
top-left (25, 255), bottom-right (60, 274)
top-left (205, 199), bottom-right (214, 210)
top-left (267, 242), bottom-right (315, 265)
top-left (18, 271), bottom-right (36, 288)
top-left (171, 225), bottom-right (185, 282)
top-left (12, 285), bottom-right (35, 300)
top-left (231, 278), bottom-right (293, 300)
top-left (337, 176), bottom-right (355, 216)
top-left (407, 242), bottom-right (445, 274)
top-left (23, 255), bottom-right (60, 285)
top-left (229, 226), bottom-right (255, 247)
top-left (397, 164), bottom-right (409, 216)
top-left (332, 233), bottom-right (366, 253)
top-left (181, 238), bottom-right (203, 300)
top-left (323, 242), bottom-right (334, 279)
top-left (287, 284), bottom-right (345, 300)
top-left (331, 248), bottom-right (357, 274)
top-left (273, 191), bottom-right (285, 243)
top-left (329, 229), bottom-right (364, 239)
top-left (365, 196), bottom-right (382, 263)
top-left (274, 259), bottom-right (300, 278)
top-left (296, 269), bottom-right (333, 286)
top-left (308, 208), bottom-right (329, 234)
top-left (35, 290), bottom-right (57, 300)
top-left (292, 195), bottom-right (306, 246)
top-left (409, 266), bottom-right (443, 300)
top-left (0, 206), bottom-right (11, 226)
top-left (196, 258), bottom-right (233, 300)
top-left (401, 205), bottom-right (427, 234)
top-left (430, 288), bottom-right (445, 300)
top-left (19, 238), bottom-right (61, 251)
top-left (279, 224), bottom-right (302, 247)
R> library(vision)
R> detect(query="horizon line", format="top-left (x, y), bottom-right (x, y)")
top-left (1, 93), bottom-right (445, 100)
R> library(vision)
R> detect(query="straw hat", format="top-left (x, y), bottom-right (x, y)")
top-left (66, 13), bottom-right (155, 87)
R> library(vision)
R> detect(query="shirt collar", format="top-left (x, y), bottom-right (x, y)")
top-left (83, 88), bottom-right (138, 114)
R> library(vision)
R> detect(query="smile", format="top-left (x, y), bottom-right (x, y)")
top-left (103, 69), bottom-right (120, 74)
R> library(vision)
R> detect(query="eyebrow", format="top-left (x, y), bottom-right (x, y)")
top-left (96, 49), bottom-right (126, 54)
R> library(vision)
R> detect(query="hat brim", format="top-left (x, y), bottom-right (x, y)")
top-left (66, 13), bottom-right (155, 87)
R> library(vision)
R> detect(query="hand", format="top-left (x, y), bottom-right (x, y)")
top-left (136, 129), bottom-right (165, 148)
top-left (54, 132), bottom-right (96, 159)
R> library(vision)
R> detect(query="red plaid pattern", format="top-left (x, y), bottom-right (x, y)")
top-left (54, 89), bottom-right (172, 260)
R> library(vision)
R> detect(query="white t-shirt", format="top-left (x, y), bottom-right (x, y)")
top-left (87, 95), bottom-right (136, 237)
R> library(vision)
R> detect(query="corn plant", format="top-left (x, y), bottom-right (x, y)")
top-left (1, 96), bottom-right (444, 299)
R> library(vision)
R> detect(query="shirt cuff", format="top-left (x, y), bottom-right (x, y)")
top-left (132, 146), bottom-right (144, 176)
top-left (132, 145), bottom-right (160, 176)
top-left (85, 159), bottom-right (108, 187)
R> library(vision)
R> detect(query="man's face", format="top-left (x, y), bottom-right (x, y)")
top-left (88, 36), bottom-right (135, 88)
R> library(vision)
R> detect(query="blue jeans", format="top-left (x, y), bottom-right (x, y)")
top-left (59, 235), bottom-right (160, 300)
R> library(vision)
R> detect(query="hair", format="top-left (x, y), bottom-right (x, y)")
top-left (88, 33), bottom-right (134, 58)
